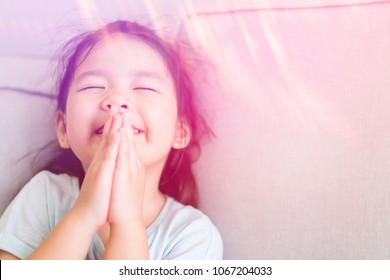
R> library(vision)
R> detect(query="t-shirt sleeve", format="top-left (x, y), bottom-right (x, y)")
top-left (163, 215), bottom-right (224, 260)
top-left (0, 172), bottom-right (52, 259)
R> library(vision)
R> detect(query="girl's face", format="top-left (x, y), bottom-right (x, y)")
top-left (56, 34), bottom-right (189, 172)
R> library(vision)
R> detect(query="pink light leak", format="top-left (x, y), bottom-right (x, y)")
top-left (179, 7), bottom-right (375, 147)
top-left (75, 0), bottom-right (104, 29)
top-left (182, 3), bottom-right (390, 259)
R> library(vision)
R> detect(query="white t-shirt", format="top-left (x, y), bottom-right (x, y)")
top-left (0, 171), bottom-right (223, 259)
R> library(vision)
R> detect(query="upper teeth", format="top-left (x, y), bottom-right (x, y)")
top-left (96, 127), bottom-right (141, 134)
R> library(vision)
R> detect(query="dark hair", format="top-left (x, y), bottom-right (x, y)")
top-left (48, 20), bottom-right (213, 207)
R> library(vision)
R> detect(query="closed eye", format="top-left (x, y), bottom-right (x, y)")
top-left (133, 87), bottom-right (159, 94)
top-left (78, 86), bottom-right (105, 92)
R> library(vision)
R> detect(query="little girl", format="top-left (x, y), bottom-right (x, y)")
top-left (0, 20), bottom-right (223, 259)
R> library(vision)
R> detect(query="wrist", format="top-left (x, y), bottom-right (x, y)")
top-left (69, 204), bottom-right (102, 236)
top-left (105, 221), bottom-right (149, 260)
top-left (109, 216), bottom-right (145, 234)
top-left (108, 204), bottom-right (145, 229)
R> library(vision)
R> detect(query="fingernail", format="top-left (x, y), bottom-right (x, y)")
top-left (111, 105), bottom-right (119, 114)
top-left (113, 113), bottom-right (120, 122)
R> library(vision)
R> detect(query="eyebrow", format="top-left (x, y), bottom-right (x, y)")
top-left (74, 70), bottom-right (106, 83)
top-left (132, 70), bottom-right (165, 80)
top-left (74, 70), bottom-right (165, 83)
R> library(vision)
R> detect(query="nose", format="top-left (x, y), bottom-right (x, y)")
top-left (106, 104), bottom-right (128, 110)
top-left (101, 93), bottom-right (132, 112)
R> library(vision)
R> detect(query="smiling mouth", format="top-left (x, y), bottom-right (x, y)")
top-left (95, 126), bottom-right (143, 135)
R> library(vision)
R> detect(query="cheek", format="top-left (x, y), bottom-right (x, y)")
top-left (141, 104), bottom-right (178, 149)
top-left (64, 104), bottom-right (93, 141)
top-left (151, 102), bottom-right (178, 131)
top-left (66, 94), bottom-right (95, 122)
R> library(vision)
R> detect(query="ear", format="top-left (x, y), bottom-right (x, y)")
top-left (55, 111), bottom-right (70, 149)
top-left (172, 119), bottom-right (191, 149)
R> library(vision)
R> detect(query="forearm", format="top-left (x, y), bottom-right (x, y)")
top-left (104, 222), bottom-right (149, 260)
top-left (27, 209), bottom-right (96, 260)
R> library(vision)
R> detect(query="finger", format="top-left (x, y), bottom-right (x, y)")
top-left (107, 114), bottom-right (122, 145)
top-left (88, 113), bottom-right (121, 175)
top-left (103, 105), bottom-right (120, 141)
top-left (103, 114), bottom-right (121, 161)
top-left (90, 121), bottom-right (120, 175)
top-left (109, 125), bottom-right (129, 213)
top-left (120, 112), bottom-right (130, 156)
top-left (122, 112), bottom-right (139, 169)
top-left (90, 113), bottom-right (120, 167)
top-left (109, 114), bottom-right (144, 224)
top-left (113, 114), bottom-right (130, 183)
